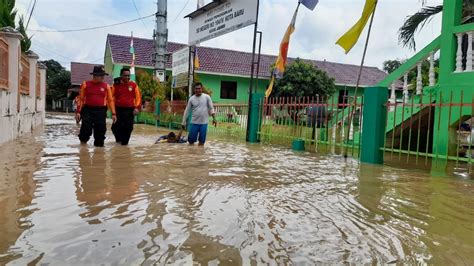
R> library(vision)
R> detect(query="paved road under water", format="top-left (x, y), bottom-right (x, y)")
top-left (0, 114), bottom-right (473, 265)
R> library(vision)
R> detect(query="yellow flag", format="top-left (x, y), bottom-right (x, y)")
top-left (265, 7), bottom-right (299, 98)
top-left (194, 47), bottom-right (200, 69)
top-left (336, 0), bottom-right (377, 54)
top-left (265, 76), bottom-right (276, 98)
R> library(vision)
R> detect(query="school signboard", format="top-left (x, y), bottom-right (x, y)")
top-left (172, 47), bottom-right (190, 88)
top-left (188, 0), bottom-right (258, 45)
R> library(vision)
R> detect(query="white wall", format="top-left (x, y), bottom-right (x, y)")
top-left (0, 28), bottom-right (47, 144)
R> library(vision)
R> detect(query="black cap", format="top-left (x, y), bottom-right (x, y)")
top-left (90, 65), bottom-right (109, 76)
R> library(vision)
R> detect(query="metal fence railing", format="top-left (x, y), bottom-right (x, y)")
top-left (210, 103), bottom-right (249, 139)
top-left (383, 90), bottom-right (474, 165)
top-left (258, 95), bottom-right (364, 156)
top-left (136, 101), bottom-right (249, 140)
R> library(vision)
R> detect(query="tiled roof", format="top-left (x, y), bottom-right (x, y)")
top-left (70, 62), bottom-right (113, 86)
top-left (107, 34), bottom-right (387, 86)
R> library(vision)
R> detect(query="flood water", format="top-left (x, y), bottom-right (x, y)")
top-left (0, 114), bottom-right (473, 265)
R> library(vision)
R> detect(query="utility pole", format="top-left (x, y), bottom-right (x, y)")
top-left (154, 0), bottom-right (168, 82)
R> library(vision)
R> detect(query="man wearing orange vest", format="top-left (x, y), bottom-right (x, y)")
top-left (111, 68), bottom-right (142, 145)
top-left (75, 65), bottom-right (116, 147)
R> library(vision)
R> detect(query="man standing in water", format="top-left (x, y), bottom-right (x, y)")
top-left (75, 65), bottom-right (116, 147)
top-left (182, 82), bottom-right (216, 146)
top-left (111, 68), bottom-right (142, 145)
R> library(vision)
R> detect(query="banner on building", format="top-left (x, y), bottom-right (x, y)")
top-left (172, 47), bottom-right (190, 88)
top-left (188, 0), bottom-right (258, 45)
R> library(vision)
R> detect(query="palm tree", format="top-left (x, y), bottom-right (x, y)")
top-left (0, 0), bottom-right (17, 28)
top-left (399, 1), bottom-right (474, 51)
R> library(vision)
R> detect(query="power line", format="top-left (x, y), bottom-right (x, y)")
top-left (34, 50), bottom-right (70, 65)
top-left (25, 0), bottom-right (38, 30)
top-left (132, 0), bottom-right (148, 28)
top-left (28, 13), bottom-right (155, 33)
top-left (33, 41), bottom-right (74, 61)
top-left (25, 0), bottom-right (34, 18)
top-left (90, 54), bottom-right (114, 64)
top-left (171, 0), bottom-right (191, 24)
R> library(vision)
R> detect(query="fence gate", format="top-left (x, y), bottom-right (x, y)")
top-left (258, 95), bottom-right (364, 157)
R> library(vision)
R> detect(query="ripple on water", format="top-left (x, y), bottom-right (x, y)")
top-left (0, 114), bottom-right (473, 265)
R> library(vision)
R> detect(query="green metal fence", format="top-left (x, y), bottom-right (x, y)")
top-left (136, 101), bottom-right (249, 140)
top-left (258, 95), bottom-right (364, 156)
top-left (383, 89), bottom-right (474, 165)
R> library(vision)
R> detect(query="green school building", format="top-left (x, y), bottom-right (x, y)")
top-left (103, 34), bottom-right (388, 104)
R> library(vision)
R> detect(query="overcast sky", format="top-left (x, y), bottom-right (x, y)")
top-left (18, 0), bottom-right (443, 70)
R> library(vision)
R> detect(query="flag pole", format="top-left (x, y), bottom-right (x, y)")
top-left (343, 0), bottom-right (378, 158)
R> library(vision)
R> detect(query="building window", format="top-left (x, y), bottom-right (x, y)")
top-left (220, 81), bottom-right (237, 99)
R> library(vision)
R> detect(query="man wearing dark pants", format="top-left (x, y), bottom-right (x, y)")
top-left (182, 82), bottom-right (217, 146)
top-left (75, 65), bottom-right (116, 147)
top-left (111, 68), bottom-right (141, 145)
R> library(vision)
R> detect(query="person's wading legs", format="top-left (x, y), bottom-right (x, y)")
top-left (198, 124), bottom-right (208, 145)
top-left (111, 118), bottom-right (121, 143)
top-left (188, 124), bottom-right (200, 144)
top-left (92, 108), bottom-right (107, 147)
top-left (117, 108), bottom-right (134, 145)
top-left (78, 107), bottom-right (93, 143)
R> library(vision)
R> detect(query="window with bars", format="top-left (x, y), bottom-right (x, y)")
top-left (220, 81), bottom-right (237, 100)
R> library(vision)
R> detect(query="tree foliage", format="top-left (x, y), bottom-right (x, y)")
top-left (0, 0), bottom-right (16, 28)
top-left (382, 58), bottom-right (439, 88)
top-left (164, 73), bottom-right (213, 101)
top-left (17, 15), bottom-right (31, 52)
top-left (40, 59), bottom-right (71, 102)
top-left (399, 1), bottom-right (474, 50)
top-left (136, 70), bottom-right (166, 102)
top-left (383, 59), bottom-right (403, 74)
top-left (272, 58), bottom-right (336, 98)
top-left (1, 1), bottom-right (32, 52)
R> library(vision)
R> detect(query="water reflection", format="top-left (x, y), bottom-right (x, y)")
top-left (0, 136), bottom-right (41, 264)
top-left (76, 147), bottom-right (108, 222)
top-left (0, 114), bottom-right (472, 264)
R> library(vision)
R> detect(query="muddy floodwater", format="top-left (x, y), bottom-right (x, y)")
top-left (0, 114), bottom-right (473, 265)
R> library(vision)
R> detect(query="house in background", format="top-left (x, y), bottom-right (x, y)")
top-left (53, 62), bottom-right (115, 112)
top-left (104, 34), bottom-right (388, 104)
top-left (69, 62), bottom-right (112, 98)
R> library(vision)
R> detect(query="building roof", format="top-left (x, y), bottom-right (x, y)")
top-left (70, 62), bottom-right (113, 86)
top-left (107, 34), bottom-right (387, 87)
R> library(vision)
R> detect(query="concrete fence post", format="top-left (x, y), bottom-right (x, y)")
top-left (361, 87), bottom-right (388, 164)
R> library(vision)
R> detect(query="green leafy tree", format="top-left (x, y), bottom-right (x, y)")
top-left (17, 15), bottom-right (31, 52)
top-left (383, 59), bottom-right (403, 74)
top-left (383, 58), bottom-right (439, 88)
top-left (136, 70), bottom-right (166, 102)
top-left (1, 1), bottom-right (32, 52)
top-left (272, 58), bottom-right (336, 98)
top-left (40, 59), bottom-right (71, 103)
top-left (0, 0), bottom-right (16, 28)
top-left (164, 73), bottom-right (212, 101)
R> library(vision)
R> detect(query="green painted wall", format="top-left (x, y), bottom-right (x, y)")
top-left (370, 0), bottom-right (474, 158)
top-left (195, 73), bottom-right (269, 104)
top-left (104, 44), bottom-right (114, 75)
